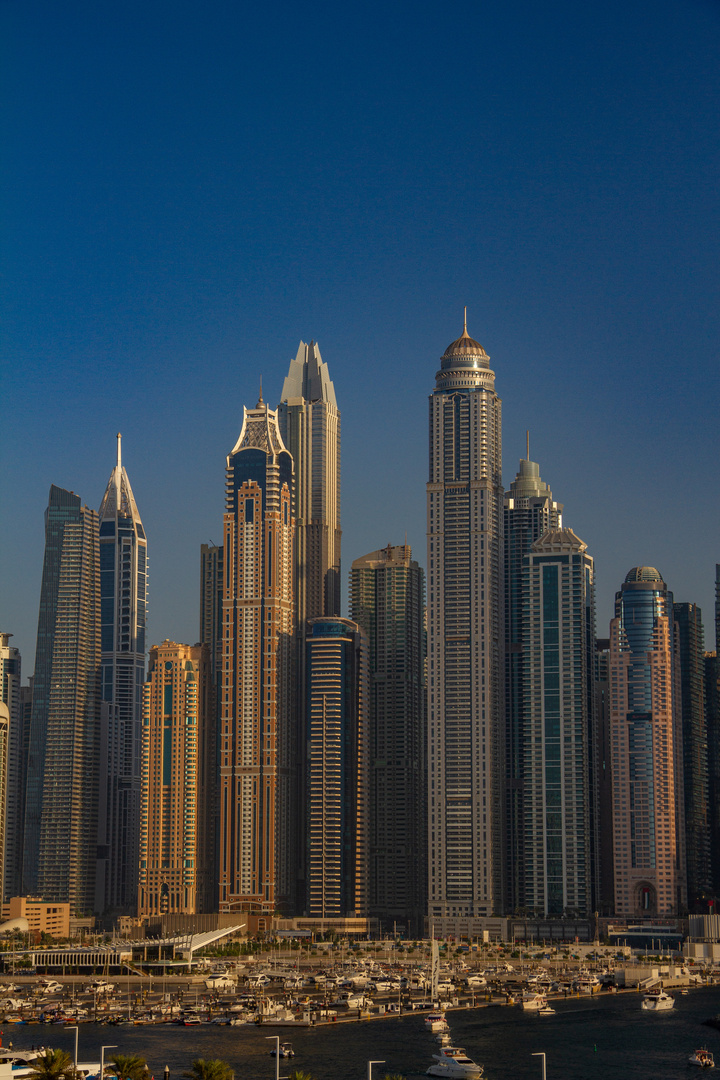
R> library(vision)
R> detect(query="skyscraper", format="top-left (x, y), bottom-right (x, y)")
top-left (1, 634), bottom-right (23, 901)
top-left (200, 543), bottom-right (224, 683)
top-left (503, 447), bottom-right (563, 912)
top-left (138, 641), bottom-right (214, 916)
top-left (219, 396), bottom-right (295, 919)
top-left (278, 339), bottom-right (341, 910)
top-left (278, 341), bottom-right (341, 622)
top-left (674, 602), bottom-right (711, 909)
top-left (610, 567), bottom-right (686, 916)
top-left (97, 435), bottom-right (147, 912)
top-left (305, 617), bottom-right (368, 918)
top-left (24, 485), bottom-right (101, 914)
top-left (521, 528), bottom-right (597, 916)
top-left (350, 544), bottom-right (427, 936)
top-left (427, 315), bottom-right (504, 929)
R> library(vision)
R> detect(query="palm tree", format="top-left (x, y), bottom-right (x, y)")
top-left (28, 1049), bottom-right (74, 1080)
top-left (182, 1061), bottom-right (233, 1080)
top-left (108, 1056), bottom-right (148, 1080)
top-left (288, 1071), bottom-right (315, 1080)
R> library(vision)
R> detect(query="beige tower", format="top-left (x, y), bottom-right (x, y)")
top-left (219, 398), bottom-right (294, 919)
top-left (138, 641), bottom-right (214, 916)
top-left (610, 568), bottom-right (686, 916)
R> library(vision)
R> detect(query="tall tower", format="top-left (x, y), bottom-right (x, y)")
top-left (1, 634), bottom-right (23, 901)
top-left (503, 446), bottom-right (563, 912)
top-left (24, 485), bottom-right (101, 914)
top-left (427, 315), bottom-right (504, 929)
top-left (521, 528), bottom-right (597, 916)
top-left (350, 544), bottom-right (427, 936)
top-left (278, 340), bottom-right (341, 909)
top-left (610, 567), bottom-right (686, 916)
top-left (278, 340), bottom-right (341, 621)
top-left (139, 641), bottom-right (214, 916)
top-left (305, 617), bottom-right (368, 918)
top-left (219, 397), bottom-right (295, 919)
top-left (674, 602), bottom-right (711, 909)
top-left (98, 434), bottom-right (147, 912)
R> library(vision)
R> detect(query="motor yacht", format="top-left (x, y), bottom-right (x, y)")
top-left (641, 989), bottom-right (674, 1011)
top-left (425, 1012), bottom-right (450, 1032)
top-left (426, 1047), bottom-right (483, 1079)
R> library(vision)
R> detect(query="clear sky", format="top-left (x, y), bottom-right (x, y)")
top-left (2, 0), bottom-right (719, 671)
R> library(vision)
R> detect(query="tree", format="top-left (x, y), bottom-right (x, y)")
top-left (108, 1056), bottom-right (148, 1080)
top-left (29, 1050), bottom-right (75, 1080)
top-left (288, 1072), bottom-right (314, 1080)
top-left (182, 1061), bottom-right (233, 1080)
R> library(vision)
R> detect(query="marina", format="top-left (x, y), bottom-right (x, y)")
top-left (4, 984), bottom-right (720, 1080)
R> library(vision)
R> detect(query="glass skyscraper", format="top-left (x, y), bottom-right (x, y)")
top-left (24, 485), bottom-right (101, 914)
top-left (610, 567), bottom-right (686, 916)
top-left (503, 449), bottom-right (562, 912)
top-left (521, 527), bottom-right (597, 916)
top-left (427, 316), bottom-right (504, 930)
top-left (98, 435), bottom-right (147, 912)
top-left (351, 544), bottom-right (427, 936)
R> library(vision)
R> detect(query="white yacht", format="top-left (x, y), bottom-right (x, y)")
top-left (427, 1047), bottom-right (483, 1079)
top-left (641, 989), bottom-right (675, 1011)
top-left (425, 1012), bottom-right (450, 1032)
top-left (521, 992), bottom-right (548, 1011)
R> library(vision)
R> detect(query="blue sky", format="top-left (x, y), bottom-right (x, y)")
top-left (2, 0), bottom-right (719, 669)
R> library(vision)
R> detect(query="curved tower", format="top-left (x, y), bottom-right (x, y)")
top-left (427, 316), bottom-right (504, 928)
top-left (610, 567), bottom-right (686, 915)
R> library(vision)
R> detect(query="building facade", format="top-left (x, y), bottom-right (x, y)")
top-left (503, 449), bottom-right (562, 912)
top-left (1, 634), bottom-right (23, 902)
top-left (427, 316), bottom-right (504, 927)
top-left (278, 341), bottom-right (341, 911)
top-left (97, 435), bottom-right (147, 912)
top-left (305, 618), bottom-right (368, 918)
top-left (219, 397), bottom-right (295, 917)
top-left (521, 528), bottom-right (597, 917)
top-left (350, 544), bottom-right (426, 936)
top-left (138, 641), bottom-right (214, 916)
top-left (610, 567), bottom-right (686, 916)
top-left (24, 485), bottom-right (101, 914)
top-left (674, 602), bottom-right (711, 909)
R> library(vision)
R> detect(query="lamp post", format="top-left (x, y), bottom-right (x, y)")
top-left (368, 1060), bottom-right (385, 1080)
top-left (101, 1046), bottom-right (117, 1080)
top-left (532, 1052), bottom-right (546, 1080)
top-left (68, 1026), bottom-right (79, 1071)
top-left (265, 1036), bottom-right (281, 1080)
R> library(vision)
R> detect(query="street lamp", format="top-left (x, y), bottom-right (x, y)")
top-left (368, 1061), bottom-right (385, 1080)
top-left (265, 1036), bottom-right (285, 1080)
top-left (532, 1052), bottom-right (546, 1080)
top-left (67, 1026), bottom-right (79, 1070)
top-left (101, 1046), bottom-right (117, 1080)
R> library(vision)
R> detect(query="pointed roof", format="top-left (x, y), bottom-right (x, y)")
top-left (442, 308), bottom-right (489, 360)
top-left (281, 340), bottom-right (338, 407)
top-left (99, 433), bottom-right (143, 525)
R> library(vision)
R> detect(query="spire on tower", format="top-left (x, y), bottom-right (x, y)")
top-left (117, 432), bottom-right (122, 470)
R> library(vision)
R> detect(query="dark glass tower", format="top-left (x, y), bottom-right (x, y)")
top-left (674, 602), bottom-right (711, 910)
top-left (350, 544), bottom-right (427, 936)
top-left (98, 435), bottom-right (147, 912)
top-left (24, 485), bottom-right (101, 914)
top-left (503, 447), bottom-right (562, 913)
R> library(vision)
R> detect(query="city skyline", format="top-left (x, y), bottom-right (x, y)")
top-left (3, 0), bottom-right (720, 671)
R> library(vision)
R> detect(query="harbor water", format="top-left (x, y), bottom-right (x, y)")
top-left (6, 987), bottom-right (720, 1080)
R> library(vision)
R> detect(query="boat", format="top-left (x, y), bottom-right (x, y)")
top-left (425, 1012), bottom-right (450, 1032)
top-left (689, 1049), bottom-right (715, 1068)
top-left (538, 1004), bottom-right (556, 1015)
top-left (436, 1032), bottom-right (452, 1045)
top-left (521, 993), bottom-right (548, 1012)
top-left (270, 1043), bottom-right (295, 1058)
top-left (427, 1047), bottom-right (483, 1079)
top-left (641, 989), bottom-right (674, 1011)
